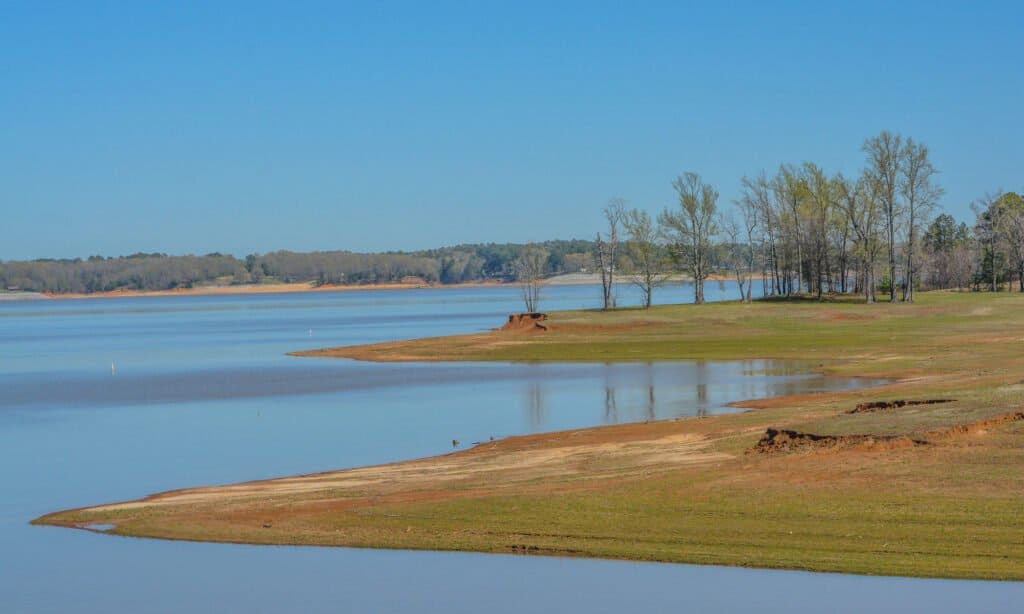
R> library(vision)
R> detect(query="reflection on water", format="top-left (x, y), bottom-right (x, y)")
top-left (2, 358), bottom-right (876, 435)
top-left (507, 360), bottom-right (862, 432)
top-left (526, 381), bottom-right (544, 431)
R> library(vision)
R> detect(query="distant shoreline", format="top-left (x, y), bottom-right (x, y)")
top-left (0, 291), bottom-right (49, 301)
top-left (35, 280), bottom-right (506, 300)
top-left (5, 272), bottom-right (753, 301)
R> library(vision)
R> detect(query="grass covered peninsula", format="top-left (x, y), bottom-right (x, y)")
top-left (36, 292), bottom-right (1024, 580)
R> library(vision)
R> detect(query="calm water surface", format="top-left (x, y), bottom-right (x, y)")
top-left (1, 283), bottom-right (1020, 613)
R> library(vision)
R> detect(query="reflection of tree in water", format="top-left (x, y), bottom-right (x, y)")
top-left (604, 382), bottom-right (618, 423)
top-left (526, 382), bottom-right (544, 431)
top-left (695, 360), bottom-right (709, 416)
top-left (646, 366), bottom-right (656, 421)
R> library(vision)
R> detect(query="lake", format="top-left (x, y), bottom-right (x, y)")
top-left (2, 282), bottom-right (1021, 613)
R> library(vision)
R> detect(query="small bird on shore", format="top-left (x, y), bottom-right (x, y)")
top-left (452, 439), bottom-right (460, 448)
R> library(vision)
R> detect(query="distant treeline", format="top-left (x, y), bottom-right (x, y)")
top-left (0, 241), bottom-right (598, 294)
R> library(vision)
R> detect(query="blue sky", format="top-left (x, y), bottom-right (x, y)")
top-left (2, 1), bottom-right (1022, 260)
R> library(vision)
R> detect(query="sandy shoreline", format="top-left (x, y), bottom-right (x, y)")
top-left (37, 280), bottom-right (507, 300)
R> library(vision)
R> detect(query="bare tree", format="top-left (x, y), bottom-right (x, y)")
top-left (995, 193), bottom-right (1024, 291)
top-left (900, 138), bottom-right (943, 302)
top-left (839, 174), bottom-right (884, 303)
top-left (720, 213), bottom-right (749, 302)
top-left (831, 189), bottom-right (853, 293)
top-left (595, 199), bottom-right (626, 309)
top-left (723, 193), bottom-right (760, 302)
top-left (514, 244), bottom-right (548, 312)
top-left (863, 131), bottom-right (904, 302)
top-left (740, 172), bottom-right (780, 295)
top-left (802, 163), bottom-right (839, 300)
top-left (622, 208), bottom-right (668, 308)
top-left (950, 239), bottom-right (976, 291)
top-left (772, 164), bottom-right (809, 295)
top-left (973, 192), bottom-right (1007, 292)
top-left (780, 165), bottom-right (802, 294)
top-left (659, 172), bottom-right (719, 304)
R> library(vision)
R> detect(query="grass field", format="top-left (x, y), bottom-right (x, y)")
top-left (36, 291), bottom-right (1024, 580)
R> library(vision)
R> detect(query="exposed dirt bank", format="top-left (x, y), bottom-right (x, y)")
top-left (500, 312), bottom-right (548, 332)
top-left (753, 428), bottom-right (926, 454)
top-left (752, 410), bottom-right (1024, 455)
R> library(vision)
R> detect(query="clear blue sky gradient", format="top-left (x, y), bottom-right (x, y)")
top-left (3, 1), bottom-right (1022, 260)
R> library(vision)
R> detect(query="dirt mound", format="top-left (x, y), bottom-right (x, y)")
top-left (926, 412), bottom-right (1024, 439)
top-left (753, 428), bottom-right (924, 454)
top-left (501, 312), bottom-right (548, 333)
top-left (848, 399), bottom-right (956, 414)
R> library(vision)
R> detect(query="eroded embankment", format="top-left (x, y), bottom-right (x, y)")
top-left (500, 312), bottom-right (548, 332)
top-left (753, 410), bottom-right (1024, 454)
top-left (752, 428), bottom-right (926, 453)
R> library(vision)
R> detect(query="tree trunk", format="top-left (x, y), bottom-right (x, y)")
top-left (992, 244), bottom-right (998, 292)
top-left (888, 219), bottom-right (897, 302)
top-left (864, 265), bottom-right (872, 303)
top-left (903, 221), bottom-right (915, 302)
top-left (796, 241), bottom-right (803, 295)
top-left (904, 249), bottom-right (914, 302)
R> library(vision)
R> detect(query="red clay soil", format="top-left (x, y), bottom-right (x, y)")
top-left (501, 313), bottom-right (548, 333)
top-left (753, 428), bottom-right (925, 454)
top-left (754, 410), bottom-right (1024, 454)
top-left (925, 411), bottom-right (1024, 439)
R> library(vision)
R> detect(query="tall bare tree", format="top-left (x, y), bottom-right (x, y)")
top-left (514, 244), bottom-right (548, 312)
top-left (720, 213), bottom-right (751, 302)
top-left (622, 208), bottom-right (668, 309)
top-left (594, 199), bottom-right (626, 309)
top-left (831, 189), bottom-right (853, 293)
top-left (899, 138), bottom-right (943, 302)
top-left (839, 174), bottom-right (883, 303)
top-left (863, 131), bottom-right (904, 302)
top-left (772, 164), bottom-right (809, 295)
top-left (802, 163), bottom-right (839, 300)
top-left (726, 190), bottom-right (761, 302)
top-left (659, 172), bottom-right (719, 304)
top-left (740, 172), bottom-right (780, 295)
top-left (973, 192), bottom-right (1007, 292)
